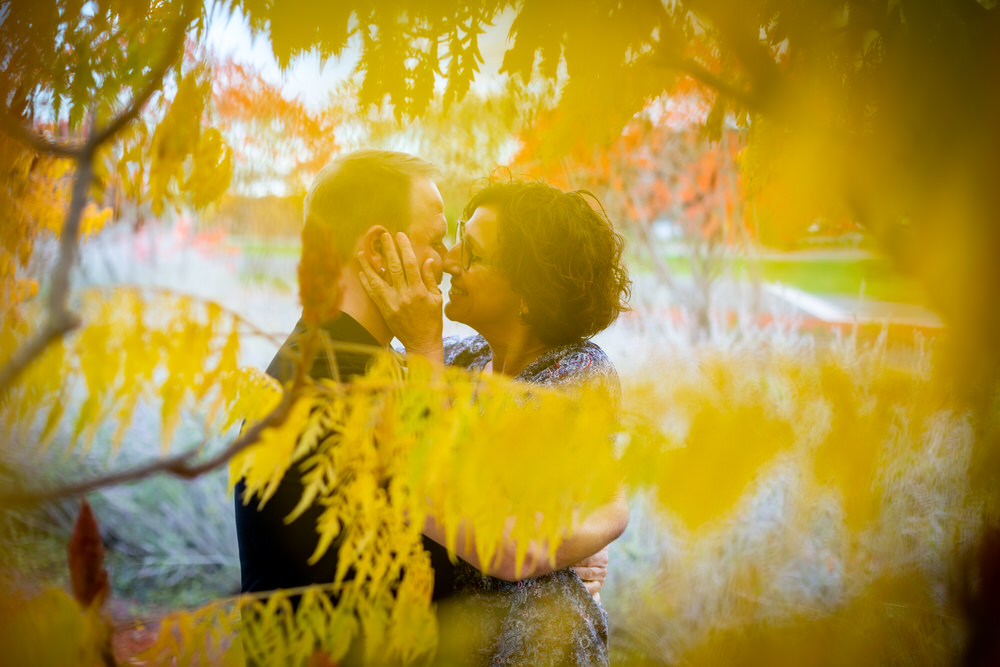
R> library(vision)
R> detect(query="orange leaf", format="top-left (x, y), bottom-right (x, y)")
top-left (307, 650), bottom-right (340, 667)
top-left (67, 499), bottom-right (109, 609)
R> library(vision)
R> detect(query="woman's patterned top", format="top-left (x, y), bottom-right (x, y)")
top-left (435, 334), bottom-right (619, 667)
top-left (443, 334), bottom-right (620, 402)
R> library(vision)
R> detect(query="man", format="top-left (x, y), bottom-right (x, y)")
top-left (234, 150), bottom-right (455, 604)
top-left (233, 150), bottom-right (609, 631)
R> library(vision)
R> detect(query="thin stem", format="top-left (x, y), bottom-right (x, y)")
top-left (0, 0), bottom-right (200, 394)
top-left (88, 0), bottom-right (198, 149)
top-left (0, 152), bottom-right (93, 396)
top-left (48, 151), bottom-right (94, 316)
top-left (0, 389), bottom-right (297, 506)
top-left (652, 53), bottom-right (764, 113)
top-left (0, 113), bottom-right (82, 157)
top-left (0, 326), bottom-right (325, 506)
top-left (0, 315), bottom-right (80, 395)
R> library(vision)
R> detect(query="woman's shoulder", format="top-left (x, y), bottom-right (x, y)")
top-left (522, 340), bottom-right (619, 390)
top-left (443, 334), bottom-right (490, 369)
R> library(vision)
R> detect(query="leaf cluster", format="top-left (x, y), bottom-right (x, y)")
top-left (236, 0), bottom-right (512, 122)
top-left (0, 135), bottom-right (112, 321)
top-left (0, 288), bottom-right (271, 466)
top-left (0, 0), bottom-right (200, 133)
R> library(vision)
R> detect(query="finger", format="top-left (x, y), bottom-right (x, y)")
top-left (382, 232), bottom-right (406, 286)
top-left (576, 547), bottom-right (610, 568)
top-left (573, 553), bottom-right (608, 569)
top-left (395, 233), bottom-right (422, 289)
top-left (357, 252), bottom-right (390, 305)
top-left (358, 251), bottom-right (383, 287)
top-left (573, 567), bottom-right (606, 582)
top-left (583, 580), bottom-right (601, 596)
top-left (358, 252), bottom-right (385, 283)
top-left (421, 258), bottom-right (442, 295)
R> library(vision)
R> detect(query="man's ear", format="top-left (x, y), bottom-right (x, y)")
top-left (360, 225), bottom-right (391, 270)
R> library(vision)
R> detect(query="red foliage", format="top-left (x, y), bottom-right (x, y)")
top-left (509, 90), bottom-right (747, 247)
top-left (211, 57), bottom-right (339, 188)
top-left (67, 499), bottom-right (109, 609)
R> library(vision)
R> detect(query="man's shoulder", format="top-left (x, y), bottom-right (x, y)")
top-left (265, 319), bottom-right (308, 383)
top-left (266, 314), bottom-right (381, 383)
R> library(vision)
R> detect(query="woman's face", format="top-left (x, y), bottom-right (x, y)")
top-left (443, 205), bottom-right (522, 335)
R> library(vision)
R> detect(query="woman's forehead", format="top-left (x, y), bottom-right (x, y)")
top-left (465, 205), bottom-right (500, 246)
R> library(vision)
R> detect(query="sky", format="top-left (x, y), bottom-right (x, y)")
top-left (204, 4), bottom-right (359, 112)
top-left (204, 4), bottom-right (516, 112)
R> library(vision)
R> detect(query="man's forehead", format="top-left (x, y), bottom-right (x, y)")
top-left (408, 177), bottom-right (446, 236)
top-left (410, 176), bottom-right (443, 209)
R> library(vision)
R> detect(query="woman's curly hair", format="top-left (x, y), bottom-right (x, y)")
top-left (463, 179), bottom-right (631, 346)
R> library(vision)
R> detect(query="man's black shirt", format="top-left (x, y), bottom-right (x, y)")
top-left (233, 313), bottom-right (456, 601)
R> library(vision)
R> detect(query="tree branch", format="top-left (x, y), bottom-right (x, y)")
top-left (0, 313), bottom-right (80, 397)
top-left (48, 151), bottom-right (94, 316)
top-left (0, 327), bottom-right (324, 506)
top-left (651, 53), bottom-right (764, 113)
top-left (0, 0), bottom-right (200, 395)
top-left (0, 113), bottom-right (82, 157)
top-left (0, 152), bottom-right (93, 396)
top-left (88, 0), bottom-right (199, 149)
top-left (0, 388), bottom-right (297, 507)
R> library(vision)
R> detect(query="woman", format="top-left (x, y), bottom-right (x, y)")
top-left (359, 180), bottom-right (631, 665)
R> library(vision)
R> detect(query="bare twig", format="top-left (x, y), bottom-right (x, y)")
top-left (0, 389), bottom-right (297, 506)
top-left (88, 0), bottom-right (199, 149)
top-left (0, 0), bottom-right (200, 395)
top-left (0, 153), bottom-right (93, 396)
top-left (0, 327), bottom-right (325, 506)
top-left (652, 53), bottom-right (764, 113)
top-left (0, 314), bottom-right (81, 394)
top-left (0, 113), bottom-right (82, 157)
top-left (48, 151), bottom-right (94, 317)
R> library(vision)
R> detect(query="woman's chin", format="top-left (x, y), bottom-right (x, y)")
top-left (444, 302), bottom-right (471, 327)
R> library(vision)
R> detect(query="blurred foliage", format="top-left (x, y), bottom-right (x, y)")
top-left (0, 289), bottom-right (263, 458)
top-left (0, 134), bottom-right (111, 320)
top-left (0, 0), bottom-right (195, 133)
top-left (210, 57), bottom-right (338, 196)
top-left (1, 291), bottom-right (986, 664)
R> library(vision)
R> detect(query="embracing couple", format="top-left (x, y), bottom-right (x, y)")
top-left (234, 150), bottom-right (632, 665)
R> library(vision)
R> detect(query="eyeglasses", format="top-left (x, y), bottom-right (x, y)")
top-left (456, 219), bottom-right (488, 271)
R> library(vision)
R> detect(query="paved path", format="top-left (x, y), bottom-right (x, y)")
top-left (763, 283), bottom-right (942, 329)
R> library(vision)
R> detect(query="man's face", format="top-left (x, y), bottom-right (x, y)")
top-left (403, 177), bottom-right (448, 283)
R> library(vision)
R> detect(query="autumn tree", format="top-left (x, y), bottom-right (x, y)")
top-left (510, 92), bottom-right (752, 339)
top-left (232, 0), bottom-right (999, 484)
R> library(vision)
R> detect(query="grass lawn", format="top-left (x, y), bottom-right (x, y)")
top-left (643, 252), bottom-right (929, 304)
top-left (756, 256), bottom-right (928, 303)
top-left (232, 239), bottom-right (301, 256)
top-left (231, 237), bottom-right (929, 305)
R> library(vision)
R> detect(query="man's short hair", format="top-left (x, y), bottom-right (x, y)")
top-left (304, 150), bottom-right (437, 260)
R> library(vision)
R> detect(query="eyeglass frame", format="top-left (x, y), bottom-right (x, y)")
top-left (456, 219), bottom-right (490, 271)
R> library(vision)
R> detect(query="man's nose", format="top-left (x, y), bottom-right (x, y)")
top-left (443, 243), bottom-right (462, 275)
